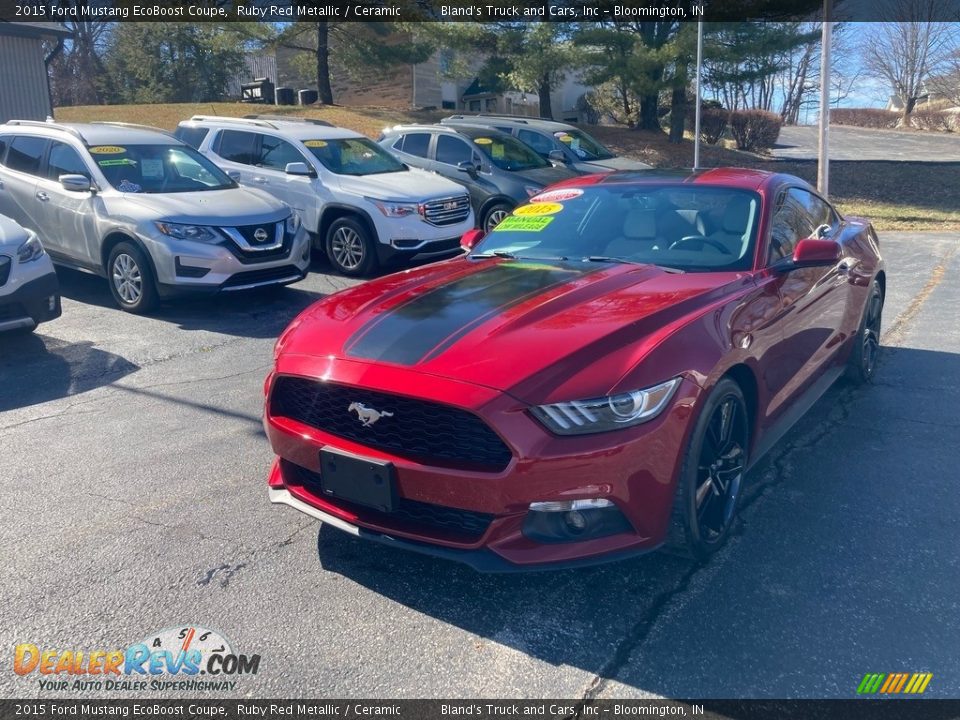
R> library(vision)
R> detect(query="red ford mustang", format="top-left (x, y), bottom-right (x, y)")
top-left (263, 168), bottom-right (884, 571)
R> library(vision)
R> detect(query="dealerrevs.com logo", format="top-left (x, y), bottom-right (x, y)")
top-left (14, 625), bottom-right (260, 692)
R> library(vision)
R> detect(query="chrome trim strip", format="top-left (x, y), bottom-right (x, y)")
top-left (220, 222), bottom-right (284, 252)
top-left (220, 273), bottom-right (303, 292)
top-left (269, 487), bottom-right (361, 536)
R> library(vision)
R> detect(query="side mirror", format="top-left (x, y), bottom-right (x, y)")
top-left (786, 239), bottom-right (841, 269)
top-left (456, 160), bottom-right (478, 175)
top-left (285, 162), bottom-right (313, 176)
top-left (60, 174), bottom-right (91, 193)
top-left (548, 149), bottom-right (566, 162)
top-left (460, 228), bottom-right (486, 251)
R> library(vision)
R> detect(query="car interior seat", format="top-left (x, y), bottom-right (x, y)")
top-left (708, 196), bottom-right (754, 258)
top-left (603, 208), bottom-right (658, 258)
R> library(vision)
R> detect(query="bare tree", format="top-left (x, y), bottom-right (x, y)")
top-left (927, 48), bottom-right (960, 105)
top-left (861, 0), bottom-right (959, 120)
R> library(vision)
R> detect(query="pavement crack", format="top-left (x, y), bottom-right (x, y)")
top-left (881, 242), bottom-right (958, 348)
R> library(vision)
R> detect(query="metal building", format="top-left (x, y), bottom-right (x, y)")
top-left (0, 22), bottom-right (71, 123)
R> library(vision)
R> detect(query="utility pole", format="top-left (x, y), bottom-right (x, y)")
top-left (693, 21), bottom-right (704, 171)
top-left (818, 0), bottom-right (832, 196)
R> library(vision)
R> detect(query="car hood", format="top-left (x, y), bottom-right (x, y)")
top-left (278, 257), bottom-right (748, 404)
top-left (112, 187), bottom-right (288, 225)
top-left (574, 156), bottom-right (652, 172)
top-left (511, 165), bottom-right (581, 188)
top-left (0, 214), bottom-right (29, 249)
top-left (336, 170), bottom-right (468, 202)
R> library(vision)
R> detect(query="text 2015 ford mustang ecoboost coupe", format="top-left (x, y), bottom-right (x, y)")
top-left (263, 169), bottom-right (885, 571)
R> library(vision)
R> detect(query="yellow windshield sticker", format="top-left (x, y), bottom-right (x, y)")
top-left (513, 203), bottom-right (563, 217)
top-left (557, 134), bottom-right (574, 143)
top-left (493, 216), bottom-right (554, 232)
top-left (474, 137), bottom-right (493, 145)
top-left (304, 140), bottom-right (328, 148)
top-left (89, 146), bottom-right (126, 154)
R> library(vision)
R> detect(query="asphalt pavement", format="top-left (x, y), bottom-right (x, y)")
top-left (772, 125), bottom-right (960, 162)
top-left (1, 233), bottom-right (959, 700)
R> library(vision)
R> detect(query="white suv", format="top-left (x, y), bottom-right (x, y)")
top-left (0, 213), bottom-right (61, 333)
top-left (176, 116), bottom-right (474, 276)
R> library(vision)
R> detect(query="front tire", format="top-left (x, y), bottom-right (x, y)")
top-left (845, 280), bottom-right (883, 384)
top-left (325, 217), bottom-right (378, 277)
top-left (666, 378), bottom-right (749, 561)
top-left (107, 242), bottom-right (158, 314)
top-left (483, 203), bottom-right (513, 233)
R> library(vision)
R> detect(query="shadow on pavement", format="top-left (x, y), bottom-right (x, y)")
top-left (0, 332), bottom-right (138, 412)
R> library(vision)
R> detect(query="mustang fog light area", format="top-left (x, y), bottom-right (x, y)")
top-left (530, 377), bottom-right (682, 435)
top-left (523, 499), bottom-right (632, 544)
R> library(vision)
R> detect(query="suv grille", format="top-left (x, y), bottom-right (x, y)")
top-left (421, 195), bottom-right (471, 227)
top-left (0, 256), bottom-right (10, 287)
top-left (284, 461), bottom-right (495, 540)
top-left (220, 222), bottom-right (292, 263)
top-left (271, 376), bottom-right (513, 472)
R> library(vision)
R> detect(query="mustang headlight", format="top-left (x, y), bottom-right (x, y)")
top-left (530, 377), bottom-right (682, 435)
top-left (154, 222), bottom-right (219, 243)
top-left (368, 198), bottom-right (418, 218)
top-left (285, 213), bottom-right (302, 235)
top-left (17, 231), bottom-right (45, 263)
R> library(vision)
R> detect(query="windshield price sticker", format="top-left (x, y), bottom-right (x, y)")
top-left (493, 216), bottom-right (554, 232)
top-left (531, 188), bottom-right (583, 203)
top-left (304, 140), bottom-right (328, 148)
top-left (513, 203), bottom-right (563, 217)
top-left (474, 137), bottom-right (493, 145)
top-left (89, 146), bottom-right (126, 154)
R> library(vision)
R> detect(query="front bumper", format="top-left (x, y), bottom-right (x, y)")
top-left (0, 269), bottom-right (61, 332)
top-left (264, 358), bottom-right (702, 571)
top-left (141, 226), bottom-right (311, 294)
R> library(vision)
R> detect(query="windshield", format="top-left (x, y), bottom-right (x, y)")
top-left (555, 129), bottom-right (615, 161)
top-left (471, 134), bottom-right (550, 172)
top-left (304, 137), bottom-right (405, 176)
top-left (472, 185), bottom-right (761, 272)
top-left (91, 144), bottom-right (234, 193)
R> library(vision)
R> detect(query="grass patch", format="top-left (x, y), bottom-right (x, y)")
top-left (56, 103), bottom-right (960, 232)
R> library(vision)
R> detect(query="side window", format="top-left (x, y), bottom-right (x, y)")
top-left (0, 136), bottom-right (7, 165)
top-left (789, 187), bottom-right (838, 234)
top-left (6, 136), bottom-right (47, 176)
top-left (257, 134), bottom-right (305, 171)
top-left (398, 133), bottom-right (430, 158)
top-left (769, 189), bottom-right (815, 263)
top-left (215, 130), bottom-right (257, 165)
top-left (174, 126), bottom-right (210, 150)
top-left (435, 135), bottom-right (472, 166)
top-left (517, 129), bottom-right (554, 157)
top-left (46, 142), bottom-right (89, 180)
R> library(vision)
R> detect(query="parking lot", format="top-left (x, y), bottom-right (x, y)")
top-left (2, 231), bottom-right (959, 699)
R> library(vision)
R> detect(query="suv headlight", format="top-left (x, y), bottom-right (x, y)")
top-left (368, 198), bottom-right (418, 218)
top-left (154, 222), bottom-right (220, 242)
top-left (17, 231), bottom-right (45, 263)
top-left (530, 377), bottom-right (682, 436)
top-left (285, 213), bottom-right (302, 235)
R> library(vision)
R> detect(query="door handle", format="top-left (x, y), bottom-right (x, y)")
top-left (36, 191), bottom-right (49, 201)
top-left (252, 176), bottom-right (267, 184)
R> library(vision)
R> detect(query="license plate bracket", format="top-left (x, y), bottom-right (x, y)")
top-left (319, 449), bottom-right (396, 513)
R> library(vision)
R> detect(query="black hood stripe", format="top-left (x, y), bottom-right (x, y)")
top-left (345, 262), bottom-right (601, 366)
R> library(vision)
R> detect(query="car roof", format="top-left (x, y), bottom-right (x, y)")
top-left (384, 123), bottom-right (515, 140)
top-left (547, 167), bottom-right (785, 192)
top-left (443, 115), bottom-right (576, 132)
top-left (184, 115), bottom-right (362, 141)
top-left (1, 121), bottom-right (179, 146)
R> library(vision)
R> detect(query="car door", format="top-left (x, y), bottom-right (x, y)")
top-left (249, 133), bottom-right (317, 224)
top-left (388, 132), bottom-right (433, 171)
top-left (33, 140), bottom-right (100, 263)
top-left (430, 134), bottom-right (491, 212)
top-left (766, 186), bottom-right (850, 419)
top-left (0, 135), bottom-right (47, 231)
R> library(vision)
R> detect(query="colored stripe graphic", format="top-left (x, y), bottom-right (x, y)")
top-left (858, 673), bottom-right (932, 694)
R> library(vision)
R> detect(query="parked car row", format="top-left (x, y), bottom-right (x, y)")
top-left (0, 112), bottom-right (645, 324)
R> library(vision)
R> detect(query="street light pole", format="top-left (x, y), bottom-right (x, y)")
top-left (693, 21), bottom-right (704, 171)
top-left (818, 0), bottom-right (832, 196)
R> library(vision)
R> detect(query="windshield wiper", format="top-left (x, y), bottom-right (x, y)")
top-left (472, 250), bottom-right (519, 259)
top-left (584, 256), bottom-right (685, 273)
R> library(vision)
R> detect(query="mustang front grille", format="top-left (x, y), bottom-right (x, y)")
top-left (271, 376), bottom-right (513, 472)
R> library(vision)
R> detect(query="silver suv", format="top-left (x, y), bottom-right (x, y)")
top-left (0, 120), bottom-right (310, 313)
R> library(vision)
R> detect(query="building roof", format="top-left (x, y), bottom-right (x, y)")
top-left (0, 21), bottom-right (72, 39)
